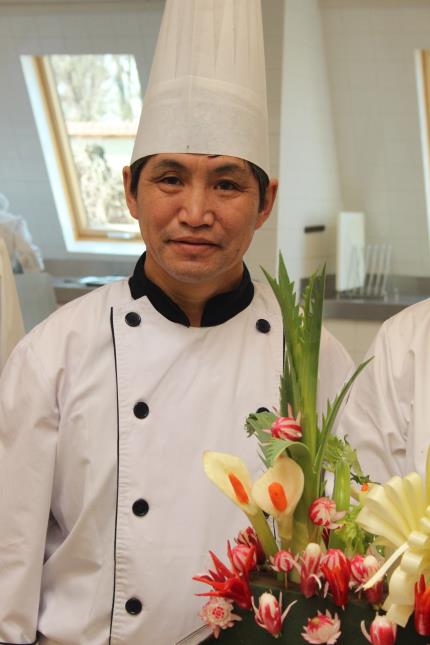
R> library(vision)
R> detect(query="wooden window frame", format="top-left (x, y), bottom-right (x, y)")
top-left (32, 55), bottom-right (140, 243)
top-left (421, 51), bottom-right (430, 179)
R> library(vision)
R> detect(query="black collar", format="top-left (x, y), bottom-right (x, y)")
top-left (128, 253), bottom-right (254, 327)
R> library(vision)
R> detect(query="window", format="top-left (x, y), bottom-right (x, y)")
top-left (22, 54), bottom-right (143, 254)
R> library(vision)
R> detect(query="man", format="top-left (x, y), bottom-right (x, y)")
top-left (340, 298), bottom-right (430, 483)
top-left (0, 2), bottom-right (353, 643)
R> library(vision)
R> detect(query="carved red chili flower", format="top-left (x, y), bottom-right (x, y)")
top-left (414, 574), bottom-right (430, 636)
top-left (321, 549), bottom-right (351, 608)
top-left (193, 546), bottom-right (254, 609)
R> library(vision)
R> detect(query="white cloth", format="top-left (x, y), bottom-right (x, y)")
top-left (0, 205), bottom-right (44, 273)
top-left (339, 298), bottom-right (430, 482)
top-left (0, 238), bottom-right (25, 371)
top-left (131, 0), bottom-right (270, 174)
top-left (0, 279), bottom-right (353, 645)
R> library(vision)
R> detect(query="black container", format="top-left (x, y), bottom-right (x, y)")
top-left (201, 577), bottom-right (427, 644)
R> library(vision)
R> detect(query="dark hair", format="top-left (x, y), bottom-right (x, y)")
top-left (129, 155), bottom-right (270, 211)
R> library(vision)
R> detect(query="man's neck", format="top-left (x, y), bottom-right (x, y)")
top-left (144, 256), bottom-right (243, 327)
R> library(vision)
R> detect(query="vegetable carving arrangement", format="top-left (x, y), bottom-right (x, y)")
top-left (193, 256), bottom-right (430, 644)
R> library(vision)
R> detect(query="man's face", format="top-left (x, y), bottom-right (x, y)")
top-left (123, 153), bottom-right (277, 294)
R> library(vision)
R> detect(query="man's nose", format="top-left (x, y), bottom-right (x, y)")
top-left (177, 186), bottom-right (215, 227)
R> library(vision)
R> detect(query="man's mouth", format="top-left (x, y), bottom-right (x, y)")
top-left (169, 237), bottom-right (220, 255)
top-left (171, 237), bottom-right (217, 246)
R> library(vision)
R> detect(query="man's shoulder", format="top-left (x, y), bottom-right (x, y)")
top-left (379, 297), bottom-right (430, 347)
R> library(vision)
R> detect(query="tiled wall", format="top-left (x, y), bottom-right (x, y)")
top-left (276, 0), bottom-right (343, 288)
top-left (321, 0), bottom-right (430, 276)
top-left (0, 0), bottom-right (282, 280)
top-left (324, 317), bottom-right (381, 364)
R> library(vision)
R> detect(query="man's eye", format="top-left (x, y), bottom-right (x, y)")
top-left (217, 180), bottom-right (239, 191)
top-left (160, 175), bottom-right (181, 185)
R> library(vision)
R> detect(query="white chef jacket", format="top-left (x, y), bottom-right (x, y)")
top-left (0, 262), bottom-right (353, 645)
top-left (339, 298), bottom-right (430, 483)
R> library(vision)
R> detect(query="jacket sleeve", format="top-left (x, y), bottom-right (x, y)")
top-left (0, 336), bottom-right (58, 644)
top-left (337, 321), bottom-right (409, 482)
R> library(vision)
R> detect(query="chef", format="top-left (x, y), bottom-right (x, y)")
top-left (339, 298), bottom-right (430, 483)
top-left (0, 1), bottom-right (354, 644)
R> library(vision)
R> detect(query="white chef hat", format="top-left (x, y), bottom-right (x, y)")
top-left (131, 0), bottom-right (270, 175)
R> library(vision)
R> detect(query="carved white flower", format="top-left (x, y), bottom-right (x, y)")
top-left (357, 460), bottom-right (430, 627)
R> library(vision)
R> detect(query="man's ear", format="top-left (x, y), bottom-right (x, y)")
top-left (122, 166), bottom-right (138, 220)
top-left (255, 178), bottom-right (278, 230)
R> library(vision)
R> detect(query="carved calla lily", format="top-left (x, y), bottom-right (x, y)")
top-left (251, 455), bottom-right (304, 547)
top-left (203, 451), bottom-right (278, 559)
top-left (203, 451), bottom-right (259, 516)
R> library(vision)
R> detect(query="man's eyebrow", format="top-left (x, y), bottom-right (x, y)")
top-left (150, 159), bottom-right (188, 173)
top-left (210, 163), bottom-right (249, 179)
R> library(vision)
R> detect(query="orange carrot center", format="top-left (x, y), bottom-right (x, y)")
top-left (268, 482), bottom-right (288, 511)
top-left (228, 473), bottom-right (249, 504)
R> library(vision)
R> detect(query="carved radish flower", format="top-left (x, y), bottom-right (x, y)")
top-left (299, 542), bottom-right (323, 598)
top-left (270, 549), bottom-right (299, 574)
top-left (229, 544), bottom-right (257, 575)
top-left (270, 406), bottom-right (302, 441)
top-left (235, 526), bottom-right (265, 564)
top-left (252, 592), bottom-right (296, 638)
top-left (350, 554), bottom-right (384, 605)
top-left (361, 615), bottom-right (397, 645)
top-left (309, 497), bottom-right (346, 530)
top-left (199, 597), bottom-right (242, 638)
top-left (302, 610), bottom-right (341, 644)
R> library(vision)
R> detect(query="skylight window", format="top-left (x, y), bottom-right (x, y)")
top-left (22, 54), bottom-right (143, 254)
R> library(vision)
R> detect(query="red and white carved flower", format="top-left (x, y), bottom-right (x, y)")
top-left (350, 554), bottom-right (384, 605)
top-left (299, 542), bottom-right (323, 598)
top-left (229, 543), bottom-right (257, 575)
top-left (302, 610), bottom-right (341, 644)
top-left (361, 615), bottom-right (397, 645)
top-left (270, 549), bottom-right (299, 574)
top-left (252, 592), bottom-right (296, 638)
top-left (270, 406), bottom-right (302, 442)
top-left (235, 526), bottom-right (265, 564)
top-left (199, 597), bottom-right (242, 639)
top-left (309, 497), bottom-right (346, 530)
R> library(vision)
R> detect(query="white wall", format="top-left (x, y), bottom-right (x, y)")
top-left (245, 0), bottom-right (283, 280)
top-left (276, 0), bottom-right (343, 288)
top-left (321, 0), bottom-right (430, 276)
top-left (0, 0), bottom-right (282, 280)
